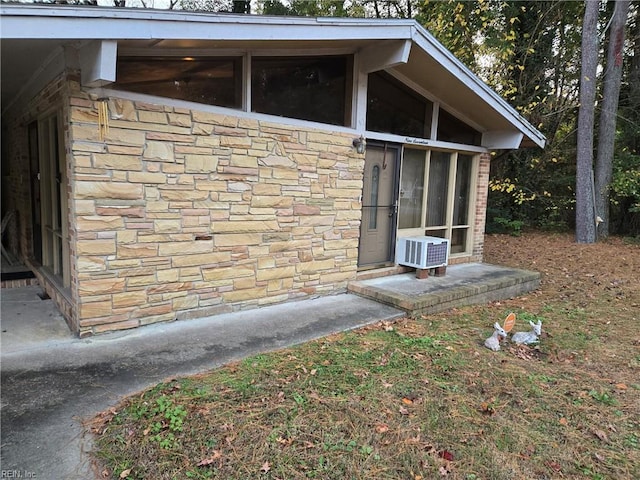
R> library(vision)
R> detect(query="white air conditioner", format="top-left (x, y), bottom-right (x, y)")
top-left (395, 236), bottom-right (450, 269)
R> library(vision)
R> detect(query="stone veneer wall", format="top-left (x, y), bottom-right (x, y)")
top-left (69, 81), bottom-right (365, 336)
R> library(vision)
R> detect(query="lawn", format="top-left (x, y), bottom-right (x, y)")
top-left (91, 232), bottom-right (640, 480)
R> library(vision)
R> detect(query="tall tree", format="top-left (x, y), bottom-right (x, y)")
top-left (576, 0), bottom-right (600, 244)
top-left (595, 0), bottom-right (631, 238)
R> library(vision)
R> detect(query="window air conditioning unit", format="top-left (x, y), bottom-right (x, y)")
top-left (396, 236), bottom-right (450, 269)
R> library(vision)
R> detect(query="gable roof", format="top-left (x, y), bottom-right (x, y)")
top-left (0, 4), bottom-right (545, 149)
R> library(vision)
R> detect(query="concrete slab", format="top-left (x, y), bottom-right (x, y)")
top-left (1, 285), bottom-right (74, 354)
top-left (348, 263), bottom-right (540, 315)
top-left (0, 292), bottom-right (404, 479)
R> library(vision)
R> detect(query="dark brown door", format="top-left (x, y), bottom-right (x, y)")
top-left (358, 144), bottom-right (400, 267)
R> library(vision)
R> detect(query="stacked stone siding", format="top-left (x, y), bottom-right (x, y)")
top-left (69, 83), bottom-right (365, 335)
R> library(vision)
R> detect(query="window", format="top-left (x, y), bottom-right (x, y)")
top-left (398, 148), bottom-right (476, 254)
top-left (398, 149), bottom-right (425, 229)
top-left (114, 57), bottom-right (243, 109)
top-left (367, 71), bottom-right (433, 138)
top-left (251, 56), bottom-right (352, 126)
top-left (437, 109), bottom-right (481, 146)
top-left (33, 113), bottom-right (70, 287)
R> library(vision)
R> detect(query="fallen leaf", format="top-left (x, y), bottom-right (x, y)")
top-left (276, 436), bottom-right (293, 446)
top-left (399, 406), bottom-right (409, 415)
top-left (438, 449), bottom-right (455, 461)
top-left (593, 429), bottom-right (609, 442)
top-left (310, 369), bottom-right (317, 376)
top-left (615, 383), bottom-right (628, 390)
top-left (402, 397), bottom-right (414, 405)
top-left (260, 461), bottom-right (271, 473)
top-left (594, 452), bottom-right (606, 463)
top-left (119, 469), bottom-right (131, 479)
top-left (197, 451), bottom-right (222, 467)
top-left (479, 402), bottom-right (495, 415)
top-left (558, 417), bottom-right (568, 426)
top-left (143, 427), bottom-right (151, 436)
top-left (375, 424), bottom-right (389, 433)
top-left (545, 461), bottom-right (562, 472)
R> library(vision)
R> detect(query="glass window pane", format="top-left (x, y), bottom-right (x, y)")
top-left (398, 149), bottom-right (425, 229)
top-left (114, 57), bottom-right (242, 109)
top-left (450, 228), bottom-right (467, 254)
top-left (453, 154), bottom-right (473, 225)
top-left (437, 109), bottom-right (481, 146)
top-left (252, 56), bottom-right (350, 126)
top-left (369, 165), bottom-right (380, 229)
top-left (426, 151), bottom-right (450, 227)
top-left (366, 71), bottom-right (432, 138)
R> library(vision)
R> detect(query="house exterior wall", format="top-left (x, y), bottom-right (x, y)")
top-left (68, 80), bottom-right (365, 336)
top-left (3, 72), bottom-right (493, 336)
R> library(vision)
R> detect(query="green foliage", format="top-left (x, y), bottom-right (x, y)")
top-left (259, 0), bottom-right (349, 17)
top-left (612, 151), bottom-right (640, 212)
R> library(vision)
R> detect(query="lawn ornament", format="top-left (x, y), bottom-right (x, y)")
top-left (484, 313), bottom-right (515, 352)
top-left (512, 320), bottom-right (542, 345)
top-left (484, 323), bottom-right (508, 351)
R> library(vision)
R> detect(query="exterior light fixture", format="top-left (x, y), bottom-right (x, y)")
top-left (353, 135), bottom-right (366, 154)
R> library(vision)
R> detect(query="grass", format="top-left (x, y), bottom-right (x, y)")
top-left (91, 233), bottom-right (640, 480)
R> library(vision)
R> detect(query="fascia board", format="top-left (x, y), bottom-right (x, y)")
top-left (0, 6), bottom-right (413, 42)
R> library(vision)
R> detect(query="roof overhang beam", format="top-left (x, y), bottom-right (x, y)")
top-left (359, 39), bottom-right (411, 73)
top-left (481, 130), bottom-right (525, 150)
top-left (79, 40), bottom-right (117, 88)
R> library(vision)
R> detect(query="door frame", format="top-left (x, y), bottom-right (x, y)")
top-left (357, 141), bottom-right (402, 269)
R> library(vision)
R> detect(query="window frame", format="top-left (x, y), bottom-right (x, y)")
top-left (397, 147), bottom-right (478, 256)
top-left (37, 111), bottom-right (71, 288)
top-left (112, 52), bottom-right (356, 128)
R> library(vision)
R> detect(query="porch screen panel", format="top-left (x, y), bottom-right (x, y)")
top-left (398, 149), bottom-right (425, 229)
top-left (426, 152), bottom-right (450, 227)
top-left (453, 155), bottom-right (472, 225)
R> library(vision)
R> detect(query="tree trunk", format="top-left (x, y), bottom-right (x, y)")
top-left (595, 0), bottom-right (630, 239)
top-left (575, 0), bottom-right (600, 244)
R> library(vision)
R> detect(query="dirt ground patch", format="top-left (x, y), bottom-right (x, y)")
top-left (91, 233), bottom-right (640, 480)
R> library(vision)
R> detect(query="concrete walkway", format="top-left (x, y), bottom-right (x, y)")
top-left (1, 287), bottom-right (404, 479)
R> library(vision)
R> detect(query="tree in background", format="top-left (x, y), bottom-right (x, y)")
top-left (575, 0), bottom-right (600, 243)
top-left (595, 0), bottom-right (631, 239)
top-left (611, 3), bottom-right (640, 236)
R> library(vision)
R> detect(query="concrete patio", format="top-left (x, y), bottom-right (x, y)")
top-left (348, 263), bottom-right (541, 316)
